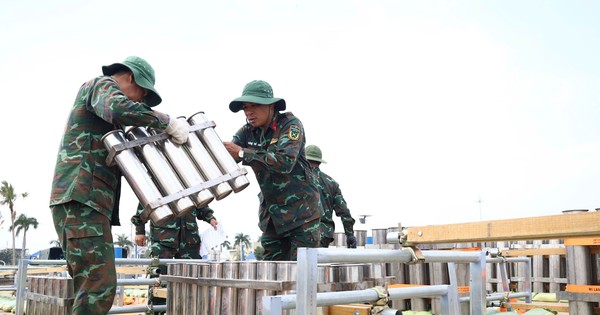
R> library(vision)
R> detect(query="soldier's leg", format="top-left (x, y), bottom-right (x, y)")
top-left (178, 244), bottom-right (202, 259)
top-left (320, 236), bottom-right (334, 248)
top-left (261, 220), bottom-right (291, 261)
top-left (288, 219), bottom-right (321, 261)
top-left (51, 202), bottom-right (117, 315)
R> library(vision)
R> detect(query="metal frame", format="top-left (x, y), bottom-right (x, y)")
top-left (262, 247), bottom-right (487, 315)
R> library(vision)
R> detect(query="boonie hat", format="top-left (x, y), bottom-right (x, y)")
top-left (306, 145), bottom-right (327, 164)
top-left (102, 56), bottom-right (162, 107)
top-left (229, 80), bottom-right (286, 113)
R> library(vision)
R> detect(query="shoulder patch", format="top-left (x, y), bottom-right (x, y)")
top-left (270, 137), bottom-right (278, 145)
top-left (288, 125), bottom-right (301, 141)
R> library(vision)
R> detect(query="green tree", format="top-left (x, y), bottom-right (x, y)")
top-left (0, 181), bottom-right (28, 265)
top-left (253, 245), bottom-right (265, 261)
top-left (221, 239), bottom-right (232, 250)
top-left (114, 233), bottom-right (134, 249)
top-left (234, 233), bottom-right (251, 261)
top-left (10, 214), bottom-right (39, 259)
top-left (49, 239), bottom-right (61, 248)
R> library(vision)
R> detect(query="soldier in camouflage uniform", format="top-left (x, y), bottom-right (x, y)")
top-left (305, 145), bottom-right (357, 248)
top-left (224, 80), bottom-right (322, 261)
top-left (49, 56), bottom-right (190, 315)
top-left (131, 205), bottom-right (217, 314)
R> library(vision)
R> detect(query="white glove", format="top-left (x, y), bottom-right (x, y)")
top-left (165, 116), bottom-right (189, 144)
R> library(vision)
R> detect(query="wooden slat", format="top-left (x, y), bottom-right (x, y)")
top-left (326, 304), bottom-right (371, 315)
top-left (510, 301), bottom-right (570, 313)
top-left (501, 248), bottom-right (566, 256)
top-left (405, 211), bottom-right (600, 244)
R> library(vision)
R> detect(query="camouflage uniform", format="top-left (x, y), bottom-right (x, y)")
top-left (49, 58), bottom-right (167, 314)
top-left (313, 167), bottom-right (356, 247)
top-left (131, 205), bottom-right (216, 260)
top-left (233, 111), bottom-right (322, 261)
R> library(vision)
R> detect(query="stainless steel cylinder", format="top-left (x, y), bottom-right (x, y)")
top-left (276, 261), bottom-right (297, 315)
top-left (189, 112), bottom-right (250, 193)
top-left (255, 261), bottom-right (276, 315)
top-left (337, 263), bottom-right (364, 283)
top-left (199, 263), bottom-right (210, 315)
top-left (372, 228), bottom-right (388, 245)
top-left (354, 230), bottom-right (367, 246)
top-left (220, 261), bottom-right (239, 315)
top-left (149, 125), bottom-right (214, 208)
top-left (366, 262), bottom-right (387, 279)
top-left (208, 262), bottom-right (222, 314)
top-left (101, 130), bottom-right (173, 225)
top-left (182, 119), bottom-right (233, 200)
top-left (238, 261), bottom-right (257, 315)
top-left (334, 232), bottom-right (346, 247)
top-left (126, 127), bottom-right (195, 216)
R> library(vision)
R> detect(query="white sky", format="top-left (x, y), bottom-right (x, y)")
top-left (1, 0), bottom-right (599, 255)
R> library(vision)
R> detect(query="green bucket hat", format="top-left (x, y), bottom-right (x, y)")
top-left (306, 145), bottom-right (327, 163)
top-left (229, 80), bottom-right (286, 113)
top-left (102, 56), bottom-right (162, 107)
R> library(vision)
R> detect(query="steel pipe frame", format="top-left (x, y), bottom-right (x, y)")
top-left (264, 285), bottom-right (453, 309)
top-left (263, 247), bottom-right (487, 315)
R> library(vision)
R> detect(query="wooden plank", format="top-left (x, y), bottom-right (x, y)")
top-left (405, 211), bottom-right (600, 244)
top-left (154, 287), bottom-right (168, 299)
top-left (501, 248), bottom-right (566, 256)
top-left (566, 284), bottom-right (600, 294)
top-left (327, 304), bottom-right (371, 315)
top-left (116, 266), bottom-right (147, 275)
top-left (510, 301), bottom-right (570, 313)
top-left (565, 236), bottom-right (600, 246)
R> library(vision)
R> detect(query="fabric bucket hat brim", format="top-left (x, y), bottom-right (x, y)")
top-left (102, 56), bottom-right (162, 107)
top-left (229, 80), bottom-right (286, 113)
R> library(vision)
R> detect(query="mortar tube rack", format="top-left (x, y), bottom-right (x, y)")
top-left (104, 120), bottom-right (247, 211)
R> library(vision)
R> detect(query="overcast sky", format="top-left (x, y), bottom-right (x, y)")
top-left (1, 1), bottom-right (599, 255)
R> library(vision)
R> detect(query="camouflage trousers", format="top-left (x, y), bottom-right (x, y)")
top-left (261, 218), bottom-right (321, 261)
top-left (51, 202), bottom-right (116, 315)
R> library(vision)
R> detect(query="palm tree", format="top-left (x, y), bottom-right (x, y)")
top-left (221, 239), bottom-right (232, 250)
top-left (0, 181), bottom-right (28, 265)
top-left (49, 239), bottom-right (61, 248)
top-left (114, 233), bottom-right (134, 249)
top-left (234, 233), bottom-right (251, 261)
top-left (10, 214), bottom-right (39, 259)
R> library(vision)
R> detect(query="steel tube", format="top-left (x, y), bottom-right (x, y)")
top-left (182, 120), bottom-right (233, 200)
top-left (280, 285), bottom-right (450, 309)
top-left (126, 127), bottom-right (195, 216)
top-left (188, 112), bottom-right (250, 193)
top-left (102, 130), bottom-right (173, 224)
top-left (149, 125), bottom-right (214, 208)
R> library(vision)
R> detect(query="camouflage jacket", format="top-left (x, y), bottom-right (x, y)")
top-left (232, 112), bottom-right (322, 234)
top-left (313, 167), bottom-right (355, 238)
top-left (131, 205), bottom-right (216, 249)
top-left (49, 76), bottom-right (169, 220)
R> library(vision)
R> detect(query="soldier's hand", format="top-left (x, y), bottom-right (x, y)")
top-left (165, 116), bottom-right (189, 144)
top-left (346, 235), bottom-right (357, 248)
top-left (210, 218), bottom-right (218, 230)
top-left (135, 234), bottom-right (146, 246)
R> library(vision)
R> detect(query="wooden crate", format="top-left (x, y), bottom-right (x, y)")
top-left (26, 276), bottom-right (73, 315)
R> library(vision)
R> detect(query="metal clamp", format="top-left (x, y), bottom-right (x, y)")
top-left (402, 246), bottom-right (425, 264)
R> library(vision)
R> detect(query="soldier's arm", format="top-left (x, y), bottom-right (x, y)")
top-left (86, 77), bottom-right (169, 129)
top-left (330, 181), bottom-right (356, 235)
top-left (131, 204), bottom-right (147, 246)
